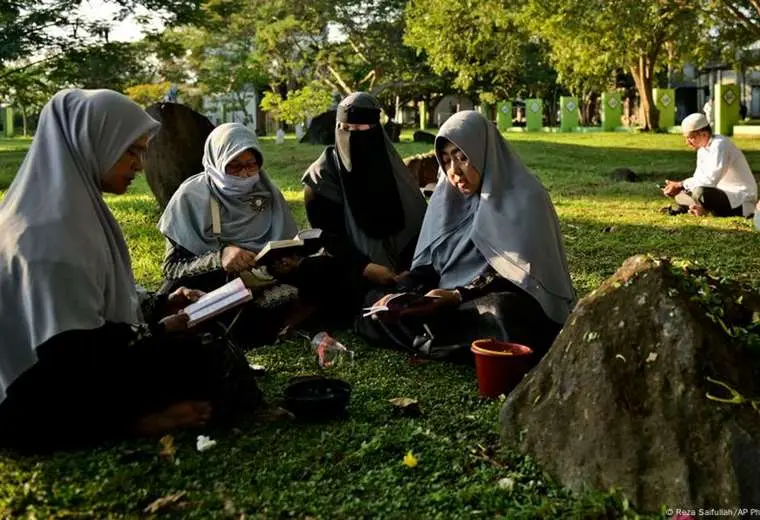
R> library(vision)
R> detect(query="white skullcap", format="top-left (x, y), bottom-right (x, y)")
top-left (681, 113), bottom-right (709, 134)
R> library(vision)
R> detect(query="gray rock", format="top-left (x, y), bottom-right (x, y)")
top-left (143, 102), bottom-right (215, 208)
top-left (300, 110), bottom-right (336, 145)
top-left (413, 130), bottom-right (436, 144)
top-left (500, 255), bottom-right (760, 512)
top-left (610, 168), bottom-right (640, 182)
top-left (403, 151), bottom-right (438, 188)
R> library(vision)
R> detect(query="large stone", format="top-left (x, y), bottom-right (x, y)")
top-left (609, 167), bottom-right (640, 183)
top-left (500, 255), bottom-right (760, 512)
top-left (413, 130), bottom-right (436, 144)
top-left (384, 121), bottom-right (401, 143)
top-left (403, 151), bottom-right (438, 188)
top-left (300, 110), bottom-right (336, 145)
top-left (144, 102), bottom-right (215, 208)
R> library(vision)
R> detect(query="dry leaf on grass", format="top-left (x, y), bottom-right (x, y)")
top-left (389, 397), bottom-right (422, 416)
top-left (143, 491), bottom-right (187, 514)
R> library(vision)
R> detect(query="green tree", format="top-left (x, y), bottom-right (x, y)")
top-left (260, 82), bottom-right (333, 125)
top-left (520, 0), bottom-right (702, 130)
top-left (125, 81), bottom-right (173, 106)
top-left (0, 66), bottom-right (53, 135)
top-left (45, 41), bottom-right (157, 92)
top-left (403, 0), bottom-right (550, 99)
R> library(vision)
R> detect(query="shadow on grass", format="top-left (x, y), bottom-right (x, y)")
top-left (560, 216), bottom-right (759, 296)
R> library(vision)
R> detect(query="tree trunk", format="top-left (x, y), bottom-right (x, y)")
top-left (630, 54), bottom-right (659, 131)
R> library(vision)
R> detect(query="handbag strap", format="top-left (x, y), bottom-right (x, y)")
top-left (210, 196), bottom-right (222, 236)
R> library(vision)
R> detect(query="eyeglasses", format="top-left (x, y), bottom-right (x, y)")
top-left (226, 159), bottom-right (259, 176)
top-left (442, 150), bottom-right (470, 170)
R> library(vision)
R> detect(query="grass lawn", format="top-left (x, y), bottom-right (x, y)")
top-left (1, 132), bottom-right (759, 518)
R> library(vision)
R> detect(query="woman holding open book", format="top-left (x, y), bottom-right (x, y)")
top-left (158, 123), bottom-right (303, 345)
top-left (357, 111), bottom-right (576, 362)
top-left (0, 90), bottom-right (260, 452)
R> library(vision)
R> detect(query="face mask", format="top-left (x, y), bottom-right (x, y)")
top-left (211, 172), bottom-right (259, 197)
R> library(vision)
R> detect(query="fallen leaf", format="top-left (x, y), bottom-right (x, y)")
top-left (615, 354), bottom-right (627, 362)
top-left (646, 352), bottom-right (658, 363)
top-left (403, 450), bottom-right (418, 468)
top-left (389, 397), bottom-right (422, 416)
top-left (159, 435), bottom-right (176, 461)
top-left (143, 491), bottom-right (187, 514)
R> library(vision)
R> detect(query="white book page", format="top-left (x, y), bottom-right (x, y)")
top-left (184, 278), bottom-right (246, 315)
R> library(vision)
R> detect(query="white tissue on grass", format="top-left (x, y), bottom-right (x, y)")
top-left (196, 435), bottom-right (217, 452)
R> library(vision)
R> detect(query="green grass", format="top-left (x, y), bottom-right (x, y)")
top-left (2, 132), bottom-right (760, 518)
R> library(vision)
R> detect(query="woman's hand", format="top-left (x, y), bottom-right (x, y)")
top-left (363, 263), bottom-right (400, 285)
top-left (159, 312), bottom-right (190, 333)
top-left (662, 180), bottom-right (683, 197)
top-left (269, 255), bottom-right (302, 276)
top-left (167, 286), bottom-right (205, 313)
top-left (222, 245), bottom-right (258, 273)
top-left (424, 288), bottom-right (463, 308)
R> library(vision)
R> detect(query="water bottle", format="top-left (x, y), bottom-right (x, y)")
top-left (311, 332), bottom-right (354, 368)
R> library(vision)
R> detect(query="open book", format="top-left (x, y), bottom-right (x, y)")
top-left (255, 228), bottom-right (323, 266)
top-left (184, 277), bottom-right (253, 327)
top-left (362, 292), bottom-right (442, 319)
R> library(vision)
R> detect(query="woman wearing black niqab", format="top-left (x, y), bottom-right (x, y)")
top-left (300, 92), bottom-right (426, 314)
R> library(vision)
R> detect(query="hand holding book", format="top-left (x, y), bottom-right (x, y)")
top-left (363, 291), bottom-right (455, 321)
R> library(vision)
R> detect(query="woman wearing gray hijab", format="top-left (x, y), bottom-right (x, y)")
top-left (301, 92), bottom-right (427, 318)
top-left (0, 90), bottom-right (260, 453)
top-left (358, 111), bottom-right (576, 361)
top-left (158, 123), bottom-right (305, 345)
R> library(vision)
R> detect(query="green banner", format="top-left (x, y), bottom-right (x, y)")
top-left (653, 88), bottom-right (675, 129)
top-left (715, 83), bottom-right (740, 136)
top-left (560, 96), bottom-right (578, 132)
top-left (601, 92), bottom-right (621, 131)
top-left (525, 99), bottom-right (542, 132)
top-left (497, 101), bottom-right (512, 131)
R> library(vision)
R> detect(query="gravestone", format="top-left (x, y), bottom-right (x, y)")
top-left (384, 121), bottom-right (401, 143)
top-left (418, 101), bottom-right (428, 130)
top-left (300, 110), bottom-right (336, 145)
top-left (715, 83), bottom-right (740, 136)
top-left (609, 168), bottom-right (640, 182)
top-left (3, 108), bottom-right (13, 137)
top-left (143, 102), bottom-right (215, 208)
top-left (275, 128), bottom-right (285, 144)
top-left (500, 255), bottom-right (760, 513)
top-left (497, 101), bottom-right (512, 132)
top-left (601, 91), bottom-right (622, 131)
top-left (412, 130), bottom-right (436, 144)
top-left (654, 88), bottom-right (675, 129)
top-left (560, 96), bottom-right (578, 132)
top-left (295, 123), bottom-right (304, 140)
top-left (525, 99), bottom-right (542, 132)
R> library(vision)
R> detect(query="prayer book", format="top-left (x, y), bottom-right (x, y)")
top-left (184, 277), bottom-right (253, 327)
top-left (255, 228), bottom-right (323, 266)
top-left (362, 292), bottom-right (442, 319)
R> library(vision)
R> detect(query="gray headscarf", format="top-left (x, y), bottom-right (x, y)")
top-left (158, 123), bottom-right (298, 256)
top-left (0, 89), bottom-right (160, 405)
top-left (303, 92), bottom-right (427, 270)
top-left (413, 111), bottom-right (576, 325)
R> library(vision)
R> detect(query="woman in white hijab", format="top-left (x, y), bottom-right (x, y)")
top-left (158, 123), bottom-right (305, 345)
top-left (358, 111), bottom-right (576, 361)
top-left (0, 90), bottom-right (260, 453)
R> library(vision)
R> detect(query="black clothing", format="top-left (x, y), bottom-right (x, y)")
top-left (357, 266), bottom-right (561, 363)
top-left (303, 184), bottom-right (417, 276)
top-left (0, 293), bottom-right (260, 453)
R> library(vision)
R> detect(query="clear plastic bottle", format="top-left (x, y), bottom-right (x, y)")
top-left (312, 332), bottom-right (355, 368)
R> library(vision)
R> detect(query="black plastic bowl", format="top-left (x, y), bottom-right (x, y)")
top-left (283, 376), bottom-right (351, 421)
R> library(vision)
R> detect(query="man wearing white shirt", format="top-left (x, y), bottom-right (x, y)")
top-left (662, 113), bottom-right (757, 217)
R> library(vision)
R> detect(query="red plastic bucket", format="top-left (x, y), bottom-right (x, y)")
top-left (471, 339), bottom-right (533, 398)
